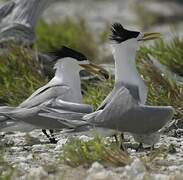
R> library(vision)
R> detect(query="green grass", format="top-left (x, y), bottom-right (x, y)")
top-left (139, 37), bottom-right (183, 76)
top-left (36, 19), bottom-right (99, 61)
top-left (137, 38), bottom-right (183, 118)
top-left (83, 77), bottom-right (114, 110)
top-left (0, 46), bottom-right (47, 106)
top-left (60, 136), bottom-right (130, 167)
top-left (0, 149), bottom-right (15, 180)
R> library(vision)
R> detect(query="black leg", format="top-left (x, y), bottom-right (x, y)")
top-left (49, 129), bottom-right (54, 137)
top-left (150, 144), bottom-right (155, 151)
top-left (49, 129), bottom-right (58, 144)
top-left (120, 133), bottom-right (125, 151)
top-left (113, 134), bottom-right (119, 144)
top-left (42, 129), bottom-right (57, 144)
top-left (120, 133), bottom-right (124, 141)
top-left (136, 142), bottom-right (143, 151)
top-left (42, 129), bottom-right (50, 139)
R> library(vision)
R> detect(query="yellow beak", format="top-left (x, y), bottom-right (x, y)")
top-left (138, 32), bottom-right (161, 41)
top-left (80, 63), bottom-right (109, 80)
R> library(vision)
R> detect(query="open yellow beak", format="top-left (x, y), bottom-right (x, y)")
top-left (138, 32), bottom-right (161, 41)
top-left (80, 63), bottom-right (109, 80)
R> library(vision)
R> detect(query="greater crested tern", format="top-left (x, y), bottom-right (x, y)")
top-left (0, 46), bottom-right (108, 143)
top-left (46, 23), bottom-right (174, 145)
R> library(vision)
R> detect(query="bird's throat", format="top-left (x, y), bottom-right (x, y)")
top-left (113, 43), bottom-right (147, 104)
top-left (114, 45), bottom-right (139, 84)
top-left (55, 65), bottom-right (83, 103)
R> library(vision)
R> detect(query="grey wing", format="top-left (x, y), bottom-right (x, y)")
top-left (19, 84), bottom-right (70, 108)
top-left (96, 82), bottom-right (138, 110)
top-left (0, 106), bottom-right (23, 122)
top-left (120, 105), bottom-right (174, 134)
top-left (91, 86), bottom-right (137, 125)
top-left (97, 86), bottom-right (116, 110)
top-left (90, 85), bottom-right (174, 133)
top-left (0, 106), bottom-right (71, 130)
top-left (0, 1), bottom-right (15, 21)
top-left (40, 112), bottom-right (88, 128)
top-left (0, 100), bottom-right (52, 119)
top-left (0, 106), bottom-right (16, 112)
top-left (83, 110), bottom-right (103, 121)
top-left (41, 108), bottom-right (86, 120)
top-left (19, 83), bottom-right (51, 107)
top-left (0, 121), bottom-right (36, 132)
top-left (50, 99), bottom-right (93, 113)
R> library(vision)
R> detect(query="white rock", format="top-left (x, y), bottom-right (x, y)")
top-left (128, 159), bottom-right (146, 174)
top-left (171, 173), bottom-right (183, 180)
top-left (88, 162), bottom-right (104, 174)
top-left (86, 171), bottom-right (120, 180)
top-left (79, 135), bottom-right (93, 141)
top-left (55, 138), bottom-right (67, 151)
top-left (87, 163), bottom-right (120, 180)
top-left (152, 174), bottom-right (169, 180)
top-left (124, 159), bottom-right (147, 180)
top-left (27, 167), bottom-right (48, 179)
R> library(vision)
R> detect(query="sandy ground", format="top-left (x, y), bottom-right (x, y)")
top-left (0, 125), bottom-right (183, 180)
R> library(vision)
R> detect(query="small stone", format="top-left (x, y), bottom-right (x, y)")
top-left (79, 135), bottom-right (93, 141)
top-left (172, 173), bottom-right (183, 180)
top-left (129, 159), bottom-right (146, 174)
top-left (55, 138), bottom-right (67, 151)
top-left (152, 174), bottom-right (169, 180)
top-left (88, 162), bottom-right (104, 174)
top-left (87, 169), bottom-right (120, 180)
top-left (27, 167), bottom-right (48, 179)
top-left (168, 166), bottom-right (178, 172)
top-left (168, 144), bottom-right (177, 154)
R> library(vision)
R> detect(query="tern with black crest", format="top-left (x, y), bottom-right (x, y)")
top-left (0, 46), bottom-right (108, 143)
top-left (47, 23), bottom-right (174, 147)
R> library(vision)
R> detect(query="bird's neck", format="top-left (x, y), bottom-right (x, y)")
top-left (54, 65), bottom-right (83, 103)
top-left (113, 43), bottom-right (138, 83)
top-left (113, 42), bottom-right (147, 104)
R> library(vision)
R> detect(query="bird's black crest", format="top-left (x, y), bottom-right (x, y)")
top-left (49, 46), bottom-right (87, 61)
top-left (110, 23), bottom-right (140, 43)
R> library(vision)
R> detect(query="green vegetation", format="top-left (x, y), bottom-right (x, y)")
top-left (0, 46), bottom-right (47, 106)
top-left (83, 77), bottom-right (114, 110)
top-left (60, 136), bottom-right (130, 167)
top-left (139, 37), bottom-right (183, 76)
top-left (0, 149), bottom-right (15, 180)
top-left (36, 19), bottom-right (99, 61)
top-left (137, 38), bottom-right (183, 118)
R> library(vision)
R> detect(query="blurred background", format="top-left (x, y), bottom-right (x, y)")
top-left (40, 0), bottom-right (183, 62)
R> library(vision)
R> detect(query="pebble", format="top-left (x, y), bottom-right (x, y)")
top-left (26, 167), bottom-right (48, 180)
top-left (1, 129), bottom-right (183, 179)
top-left (87, 162), bottom-right (120, 180)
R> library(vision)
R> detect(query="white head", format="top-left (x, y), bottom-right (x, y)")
top-left (51, 46), bottom-right (89, 73)
top-left (109, 23), bottom-right (161, 103)
top-left (50, 46), bottom-right (109, 79)
top-left (110, 23), bottom-right (161, 61)
top-left (53, 58), bottom-right (89, 73)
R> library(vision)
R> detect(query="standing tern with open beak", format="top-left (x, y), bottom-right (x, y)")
top-left (46, 23), bottom-right (174, 148)
top-left (0, 46), bottom-right (108, 143)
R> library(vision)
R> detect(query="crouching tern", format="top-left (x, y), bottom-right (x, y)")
top-left (45, 23), bottom-right (174, 147)
top-left (0, 46), bottom-right (108, 143)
